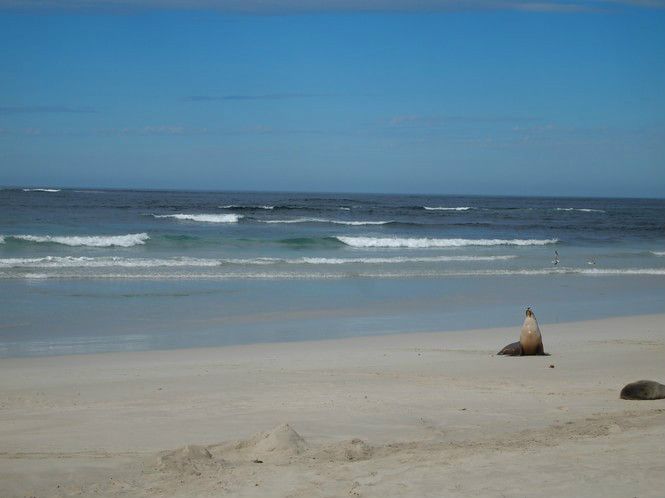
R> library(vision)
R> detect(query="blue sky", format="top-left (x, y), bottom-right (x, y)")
top-left (1, 1), bottom-right (664, 197)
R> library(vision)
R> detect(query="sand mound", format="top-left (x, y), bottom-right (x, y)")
top-left (315, 438), bottom-right (373, 462)
top-left (158, 444), bottom-right (214, 475)
top-left (234, 423), bottom-right (308, 463)
top-left (339, 438), bottom-right (372, 461)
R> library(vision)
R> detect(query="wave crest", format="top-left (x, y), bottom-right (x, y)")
top-left (153, 213), bottom-right (242, 223)
top-left (423, 206), bottom-right (473, 211)
top-left (220, 205), bottom-right (274, 210)
top-left (6, 267), bottom-right (665, 280)
top-left (336, 236), bottom-right (558, 248)
top-left (0, 256), bottom-right (216, 268)
top-left (264, 218), bottom-right (392, 226)
top-left (554, 208), bottom-right (605, 213)
top-left (293, 255), bottom-right (516, 264)
top-left (0, 254), bottom-right (519, 269)
top-left (6, 233), bottom-right (149, 247)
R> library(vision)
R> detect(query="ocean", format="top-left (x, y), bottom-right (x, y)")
top-left (1, 188), bottom-right (664, 357)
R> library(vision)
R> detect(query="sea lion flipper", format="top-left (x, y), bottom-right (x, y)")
top-left (536, 342), bottom-right (548, 356)
top-left (497, 341), bottom-right (522, 356)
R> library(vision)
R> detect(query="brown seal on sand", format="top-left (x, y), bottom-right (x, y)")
top-left (620, 380), bottom-right (665, 400)
top-left (497, 307), bottom-right (547, 356)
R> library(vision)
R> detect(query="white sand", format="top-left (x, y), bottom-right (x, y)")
top-left (1, 313), bottom-right (664, 497)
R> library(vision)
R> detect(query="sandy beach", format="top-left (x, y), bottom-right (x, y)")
top-left (5, 2), bottom-right (665, 496)
top-left (1, 313), bottom-right (664, 497)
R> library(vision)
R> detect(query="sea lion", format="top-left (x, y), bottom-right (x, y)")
top-left (620, 380), bottom-right (665, 400)
top-left (497, 307), bottom-right (546, 356)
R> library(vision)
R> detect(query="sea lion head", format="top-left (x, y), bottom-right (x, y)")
top-left (525, 307), bottom-right (533, 317)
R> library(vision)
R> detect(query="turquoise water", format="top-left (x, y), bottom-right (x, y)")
top-left (1, 189), bottom-right (664, 357)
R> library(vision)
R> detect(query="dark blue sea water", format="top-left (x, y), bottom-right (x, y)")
top-left (1, 188), bottom-right (664, 357)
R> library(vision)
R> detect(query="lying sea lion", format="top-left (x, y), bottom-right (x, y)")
top-left (620, 380), bottom-right (665, 400)
top-left (497, 307), bottom-right (547, 356)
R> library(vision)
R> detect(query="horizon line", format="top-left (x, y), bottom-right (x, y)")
top-left (2, 184), bottom-right (663, 201)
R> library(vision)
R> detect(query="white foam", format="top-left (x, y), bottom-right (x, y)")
top-left (577, 268), bottom-right (665, 275)
top-left (439, 268), bottom-right (665, 276)
top-left (326, 219), bottom-right (393, 226)
top-left (423, 206), bottom-right (473, 211)
top-left (153, 213), bottom-right (242, 223)
top-left (22, 188), bottom-right (61, 192)
top-left (336, 236), bottom-right (558, 248)
top-left (368, 268), bottom-right (665, 277)
top-left (220, 205), bottom-right (274, 210)
top-left (295, 255), bottom-right (516, 264)
top-left (554, 207), bottom-right (605, 213)
top-left (9, 233), bottom-right (149, 247)
top-left (0, 235), bottom-right (4, 244)
top-left (0, 256), bottom-right (218, 268)
top-left (339, 207), bottom-right (351, 211)
top-left (264, 218), bottom-right (392, 225)
top-left (0, 254), bottom-right (517, 269)
top-left (652, 251), bottom-right (665, 256)
top-left (7, 267), bottom-right (664, 280)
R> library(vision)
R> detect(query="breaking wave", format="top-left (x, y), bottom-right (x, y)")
top-left (554, 208), bottom-right (606, 213)
top-left (3, 233), bottom-right (149, 247)
top-left (292, 255), bottom-right (516, 264)
top-left (153, 213), bottom-right (243, 223)
top-left (336, 236), bottom-right (558, 248)
top-left (0, 256), bottom-right (216, 268)
top-left (22, 188), bottom-right (61, 193)
top-left (220, 205), bottom-right (274, 210)
top-left (0, 254), bottom-right (517, 269)
top-left (423, 206), bottom-right (473, 211)
top-left (264, 218), bottom-right (392, 226)
top-left (5, 267), bottom-right (664, 280)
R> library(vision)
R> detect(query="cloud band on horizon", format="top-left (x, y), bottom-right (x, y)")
top-left (0, 106), bottom-right (97, 115)
top-left (185, 93), bottom-right (335, 102)
top-left (1, 0), bottom-right (663, 13)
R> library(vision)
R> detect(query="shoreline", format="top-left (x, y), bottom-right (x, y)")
top-left (1, 313), bottom-right (664, 496)
top-left (0, 309), bottom-right (663, 362)
top-left (3, 283), bottom-right (665, 359)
